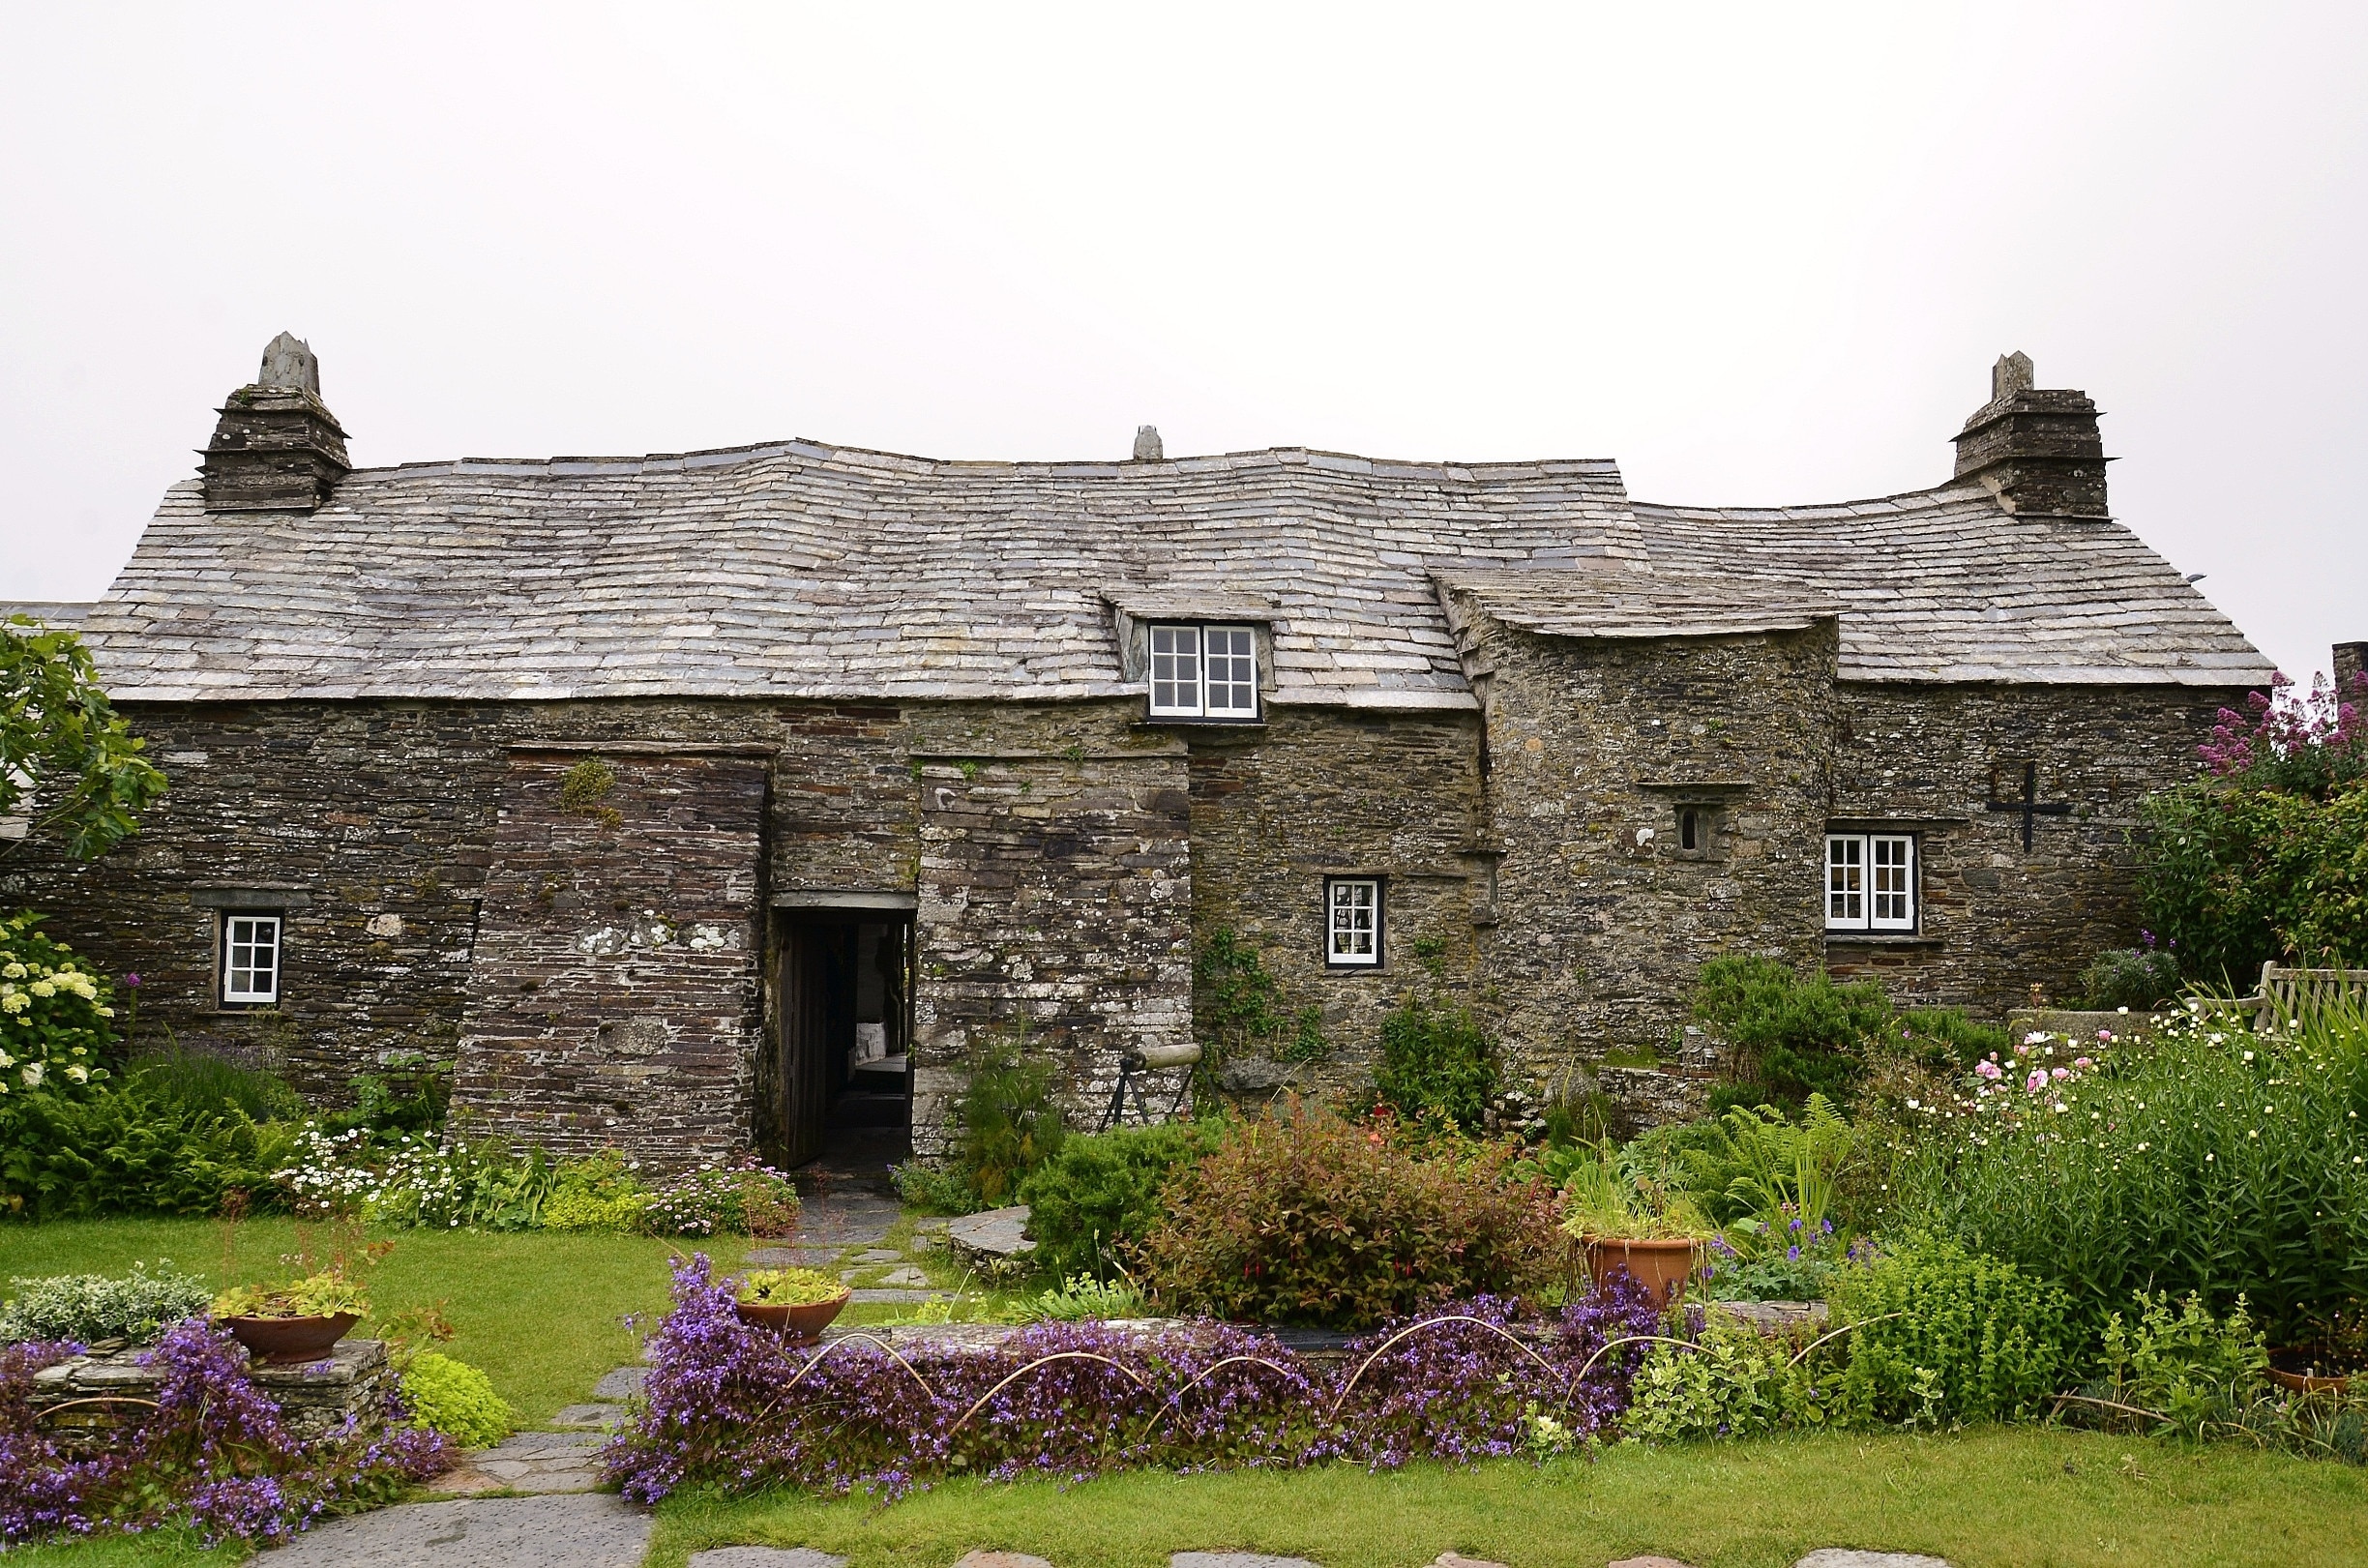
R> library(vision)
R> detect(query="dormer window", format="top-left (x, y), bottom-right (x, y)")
top-left (1148, 624), bottom-right (1260, 721)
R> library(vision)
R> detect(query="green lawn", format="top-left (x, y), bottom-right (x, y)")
top-left (0, 1218), bottom-right (687, 1423)
top-left (650, 1429), bottom-right (2368, 1568)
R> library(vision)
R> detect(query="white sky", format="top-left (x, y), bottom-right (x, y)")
top-left (2, 3), bottom-right (2361, 686)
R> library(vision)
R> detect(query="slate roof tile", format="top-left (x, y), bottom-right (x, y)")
top-left (58, 438), bottom-right (2269, 705)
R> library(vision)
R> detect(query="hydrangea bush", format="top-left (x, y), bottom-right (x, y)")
top-left (605, 1254), bottom-right (1664, 1502)
top-left (0, 911), bottom-right (116, 1098)
top-left (0, 1321), bottom-right (447, 1546)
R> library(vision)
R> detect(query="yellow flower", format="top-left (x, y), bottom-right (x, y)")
top-left (0, 994), bottom-right (25, 1015)
top-left (28, 981), bottom-right (55, 998)
top-left (0, 963), bottom-right (21, 979)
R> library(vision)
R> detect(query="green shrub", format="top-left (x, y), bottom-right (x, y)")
top-left (320, 1055), bottom-right (451, 1141)
top-left (123, 1047), bottom-right (303, 1123)
top-left (2136, 780), bottom-right (2368, 989)
top-left (0, 1080), bottom-right (295, 1220)
top-left (736, 1267), bottom-right (845, 1306)
top-left (0, 1261), bottom-right (213, 1343)
top-left (890, 1159), bottom-right (989, 1215)
top-left (1623, 1318), bottom-right (1839, 1441)
top-left (1886, 1008), bottom-right (2011, 1074)
top-left (0, 909), bottom-right (119, 1097)
top-left (1693, 955), bottom-right (1889, 1110)
top-left (1015, 1119), bottom-right (1224, 1279)
top-left (640, 1155), bottom-right (801, 1237)
top-left (1021, 1272), bottom-right (1146, 1321)
top-left (1886, 1000), bottom-right (2368, 1344)
top-left (1373, 995), bottom-right (1497, 1132)
top-left (1194, 929), bottom-right (1282, 1055)
top-left (542, 1150), bottom-right (652, 1232)
top-left (2075, 946), bottom-right (2183, 1011)
top-left (1135, 1099), bottom-right (1557, 1328)
top-left (1831, 1237), bottom-right (2081, 1426)
top-left (400, 1351), bottom-right (515, 1448)
top-left (2089, 1291), bottom-right (2269, 1437)
top-left (958, 1039), bottom-right (1068, 1205)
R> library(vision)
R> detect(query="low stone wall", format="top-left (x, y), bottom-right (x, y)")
top-left (28, 1337), bottom-right (394, 1448)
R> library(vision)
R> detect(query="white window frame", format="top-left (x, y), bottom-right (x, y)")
top-left (1147, 622), bottom-right (1259, 721)
top-left (220, 913), bottom-right (283, 1005)
top-left (1325, 877), bottom-right (1383, 967)
top-left (1824, 833), bottom-right (1916, 933)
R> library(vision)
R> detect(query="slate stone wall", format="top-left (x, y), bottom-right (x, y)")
top-left (911, 748), bottom-right (1196, 1161)
top-left (1820, 681), bottom-right (2249, 1006)
top-left (447, 750), bottom-right (768, 1165)
top-left (1178, 705), bottom-right (1489, 1104)
top-left (1460, 613), bottom-right (1837, 1118)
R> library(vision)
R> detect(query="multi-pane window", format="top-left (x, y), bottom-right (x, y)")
top-left (1147, 623), bottom-right (1259, 719)
top-left (220, 913), bottom-right (282, 1005)
top-left (1824, 834), bottom-right (1915, 932)
top-left (1326, 877), bottom-right (1382, 967)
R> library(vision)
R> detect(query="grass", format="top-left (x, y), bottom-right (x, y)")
top-left (649, 1429), bottom-right (2368, 1568)
top-left (0, 1217), bottom-right (686, 1424)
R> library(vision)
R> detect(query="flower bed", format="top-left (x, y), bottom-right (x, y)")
top-left (604, 1256), bottom-right (1665, 1500)
top-left (0, 1321), bottom-right (447, 1546)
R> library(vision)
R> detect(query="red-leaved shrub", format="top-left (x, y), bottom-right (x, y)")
top-left (1134, 1100), bottom-right (1560, 1327)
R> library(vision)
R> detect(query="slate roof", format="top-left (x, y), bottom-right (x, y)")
top-left (1435, 567), bottom-right (1841, 642)
top-left (73, 437), bottom-right (2270, 707)
top-left (1631, 488), bottom-right (2274, 685)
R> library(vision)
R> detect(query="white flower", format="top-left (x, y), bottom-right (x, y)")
top-left (20, 1063), bottom-right (42, 1087)
top-left (0, 963), bottom-right (22, 979)
top-left (27, 981), bottom-right (54, 999)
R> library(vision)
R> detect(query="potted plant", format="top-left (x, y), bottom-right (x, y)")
top-left (212, 1271), bottom-right (370, 1365)
top-left (1556, 1140), bottom-right (1714, 1308)
top-left (733, 1267), bottom-right (851, 1343)
top-left (2268, 1307), bottom-right (2364, 1395)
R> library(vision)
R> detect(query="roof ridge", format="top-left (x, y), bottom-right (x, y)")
top-left (1629, 481), bottom-right (1998, 518)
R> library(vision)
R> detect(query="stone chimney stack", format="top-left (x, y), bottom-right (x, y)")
top-left (2336, 641), bottom-right (2366, 695)
top-left (1950, 351), bottom-right (2111, 520)
top-left (200, 333), bottom-right (351, 513)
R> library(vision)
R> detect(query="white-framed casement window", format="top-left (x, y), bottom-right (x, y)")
top-left (1147, 623), bottom-right (1259, 720)
top-left (1824, 833), bottom-right (1916, 932)
top-left (220, 913), bottom-right (283, 1005)
top-left (1325, 877), bottom-right (1383, 967)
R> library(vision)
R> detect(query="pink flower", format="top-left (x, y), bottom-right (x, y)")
top-left (2074, 1057), bottom-right (2094, 1071)
top-left (1975, 1059), bottom-right (2002, 1080)
top-left (2026, 1069), bottom-right (2049, 1094)
top-left (2051, 1066), bottom-right (2071, 1081)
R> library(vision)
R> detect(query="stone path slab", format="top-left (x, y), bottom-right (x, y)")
top-left (946, 1205), bottom-right (1036, 1263)
top-left (688, 1550), bottom-right (849, 1568)
top-left (1430, 1555), bottom-right (1510, 1568)
top-left (428, 1432), bottom-right (607, 1495)
top-left (955, 1553), bottom-right (1056, 1568)
top-left (849, 1287), bottom-right (953, 1303)
top-left (853, 1247), bottom-right (903, 1262)
top-left (1610, 1557), bottom-right (1700, 1568)
top-left (263, 1494), bottom-right (649, 1567)
top-left (552, 1402), bottom-right (630, 1430)
top-left (594, 1365), bottom-right (650, 1400)
top-left (1173, 1554), bottom-right (1322, 1568)
top-left (1796, 1554), bottom-right (1954, 1568)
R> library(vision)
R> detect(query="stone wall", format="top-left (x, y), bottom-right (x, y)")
top-left (911, 748), bottom-right (1197, 1160)
top-left (1820, 681), bottom-right (2249, 1007)
top-left (1460, 611), bottom-right (1837, 1114)
top-left (1179, 703), bottom-right (1490, 1104)
top-left (447, 748), bottom-right (768, 1165)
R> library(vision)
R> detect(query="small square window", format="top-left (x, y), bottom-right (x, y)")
top-left (1825, 834), bottom-right (1915, 932)
top-left (221, 913), bottom-right (282, 1005)
top-left (1325, 877), bottom-right (1383, 967)
top-left (1147, 622), bottom-right (1259, 721)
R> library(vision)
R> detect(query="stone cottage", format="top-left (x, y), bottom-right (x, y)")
top-left (2, 338), bottom-right (2281, 1166)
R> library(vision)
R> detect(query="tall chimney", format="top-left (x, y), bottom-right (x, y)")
top-left (2336, 641), bottom-right (2366, 695)
top-left (200, 333), bottom-right (351, 513)
top-left (1951, 352), bottom-right (2110, 519)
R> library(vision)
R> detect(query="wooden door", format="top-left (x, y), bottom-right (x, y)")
top-left (777, 925), bottom-right (842, 1167)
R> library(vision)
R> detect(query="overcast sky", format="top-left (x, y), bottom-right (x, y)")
top-left (3, 4), bottom-right (2361, 686)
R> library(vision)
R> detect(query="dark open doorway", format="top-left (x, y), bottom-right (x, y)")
top-left (773, 911), bottom-right (913, 1170)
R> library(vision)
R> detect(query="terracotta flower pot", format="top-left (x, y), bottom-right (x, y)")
top-left (734, 1290), bottom-right (851, 1344)
top-left (1582, 1237), bottom-right (1702, 1308)
top-left (2267, 1346), bottom-right (2356, 1395)
top-left (221, 1312), bottom-right (360, 1367)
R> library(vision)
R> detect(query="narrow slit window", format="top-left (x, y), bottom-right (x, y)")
top-left (1325, 877), bottom-right (1382, 967)
top-left (1825, 833), bottom-right (1916, 932)
top-left (1679, 808), bottom-right (1699, 851)
top-left (221, 913), bottom-right (282, 1005)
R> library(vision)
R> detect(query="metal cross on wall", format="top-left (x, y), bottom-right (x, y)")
top-left (1985, 759), bottom-right (2072, 850)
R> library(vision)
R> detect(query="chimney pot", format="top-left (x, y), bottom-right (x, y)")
top-left (1132, 425), bottom-right (1163, 461)
top-left (1992, 350), bottom-right (2035, 401)
top-left (257, 332), bottom-right (322, 397)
